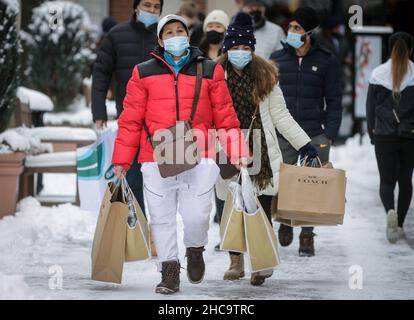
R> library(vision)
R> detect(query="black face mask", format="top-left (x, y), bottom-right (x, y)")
top-left (250, 10), bottom-right (264, 24)
top-left (206, 30), bottom-right (225, 45)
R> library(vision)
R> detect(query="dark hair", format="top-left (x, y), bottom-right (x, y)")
top-left (389, 32), bottom-right (414, 96)
top-left (102, 16), bottom-right (118, 34)
top-left (133, 0), bottom-right (164, 13)
top-left (216, 53), bottom-right (278, 104)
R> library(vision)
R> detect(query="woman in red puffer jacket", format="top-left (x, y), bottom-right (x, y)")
top-left (112, 15), bottom-right (247, 295)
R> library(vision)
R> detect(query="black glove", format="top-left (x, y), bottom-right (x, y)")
top-left (299, 143), bottom-right (318, 161)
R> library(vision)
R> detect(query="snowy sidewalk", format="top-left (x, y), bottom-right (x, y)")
top-left (0, 136), bottom-right (413, 300)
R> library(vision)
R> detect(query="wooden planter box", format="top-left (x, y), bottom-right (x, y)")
top-left (0, 152), bottom-right (25, 219)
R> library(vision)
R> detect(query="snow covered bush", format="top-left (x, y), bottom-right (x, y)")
top-left (0, 0), bottom-right (20, 133)
top-left (23, 1), bottom-right (97, 111)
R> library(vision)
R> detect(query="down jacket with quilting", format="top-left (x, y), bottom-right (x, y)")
top-left (270, 41), bottom-right (343, 141)
top-left (112, 46), bottom-right (247, 170)
top-left (92, 18), bottom-right (158, 121)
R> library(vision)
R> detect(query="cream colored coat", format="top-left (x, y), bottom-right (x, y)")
top-left (216, 84), bottom-right (311, 201)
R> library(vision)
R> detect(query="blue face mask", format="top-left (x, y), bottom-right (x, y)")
top-left (228, 50), bottom-right (253, 70)
top-left (137, 10), bottom-right (160, 27)
top-left (286, 32), bottom-right (305, 49)
top-left (163, 36), bottom-right (190, 57)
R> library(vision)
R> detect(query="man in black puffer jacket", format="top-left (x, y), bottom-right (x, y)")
top-left (92, 0), bottom-right (163, 213)
top-left (270, 7), bottom-right (343, 257)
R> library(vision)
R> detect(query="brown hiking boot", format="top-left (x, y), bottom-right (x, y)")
top-left (278, 224), bottom-right (294, 247)
top-left (251, 269), bottom-right (273, 286)
top-left (299, 230), bottom-right (316, 257)
top-left (155, 261), bottom-right (180, 294)
top-left (223, 253), bottom-right (245, 280)
top-left (185, 247), bottom-right (205, 284)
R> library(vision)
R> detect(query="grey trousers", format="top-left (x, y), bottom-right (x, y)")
top-left (277, 133), bottom-right (332, 232)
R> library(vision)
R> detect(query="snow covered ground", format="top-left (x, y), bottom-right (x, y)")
top-left (0, 135), bottom-right (413, 300)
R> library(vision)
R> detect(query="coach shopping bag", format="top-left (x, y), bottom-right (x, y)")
top-left (219, 180), bottom-right (246, 253)
top-left (91, 181), bottom-right (128, 284)
top-left (272, 195), bottom-right (338, 227)
top-left (277, 159), bottom-right (347, 225)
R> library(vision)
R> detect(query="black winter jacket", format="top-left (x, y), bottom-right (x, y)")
top-left (270, 41), bottom-right (343, 140)
top-left (92, 18), bottom-right (158, 121)
top-left (367, 60), bottom-right (414, 141)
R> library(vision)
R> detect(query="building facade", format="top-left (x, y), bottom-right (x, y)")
top-left (73, 0), bottom-right (238, 30)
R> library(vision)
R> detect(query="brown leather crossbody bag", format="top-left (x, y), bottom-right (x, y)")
top-left (143, 62), bottom-right (203, 178)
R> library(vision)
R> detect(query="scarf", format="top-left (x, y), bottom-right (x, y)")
top-left (226, 63), bottom-right (273, 191)
top-left (163, 49), bottom-right (191, 76)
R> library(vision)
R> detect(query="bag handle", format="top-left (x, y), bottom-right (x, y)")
top-left (119, 177), bottom-right (134, 201)
top-left (300, 156), bottom-right (323, 168)
top-left (189, 61), bottom-right (203, 126)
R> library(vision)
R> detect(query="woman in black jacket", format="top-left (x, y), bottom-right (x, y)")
top-left (367, 32), bottom-right (414, 243)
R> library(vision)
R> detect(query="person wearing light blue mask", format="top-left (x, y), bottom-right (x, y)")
top-left (163, 36), bottom-right (190, 58)
top-left (270, 7), bottom-right (343, 259)
top-left (114, 13), bottom-right (249, 296)
top-left (157, 15), bottom-right (191, 69)
top-left (137, 10), bottom-right (160, 27)
top-left (286, 29), bottom-right (315, 50)
top-left (92, 0), bottom-right (163, 217)
top-left (227, 49), bottom-right (252, 70)
top-left (134, 0), bottom-right (163, 27)
top-left (283, 6), bottom-right (319, 54)
top-left (216, 12), bottom-right (315, 287)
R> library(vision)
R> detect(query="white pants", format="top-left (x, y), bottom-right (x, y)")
top-left (141, 158), bottom-right (220, 270)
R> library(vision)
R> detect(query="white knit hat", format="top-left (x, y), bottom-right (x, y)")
top-left (203, 10), bottom-right (230, 32)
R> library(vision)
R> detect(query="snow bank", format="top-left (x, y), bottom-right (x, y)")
top-left (13, 197), bottom-right (96, 242)
top-left (0, 198), bottom-right (97, 299)
top-left (17, 87), bottom-right (54, 112)
top-left (0, 128), bottom-right (52, 155)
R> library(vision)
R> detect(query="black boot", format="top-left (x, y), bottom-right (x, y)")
top-left (155, 261), bottom-right (181, 294)
top-left (186, 247), bottom-right (205, 284)
top-left (278, 224), bottom-right (294, 247)
top-left (299, 230), bottom-right (316, 257)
